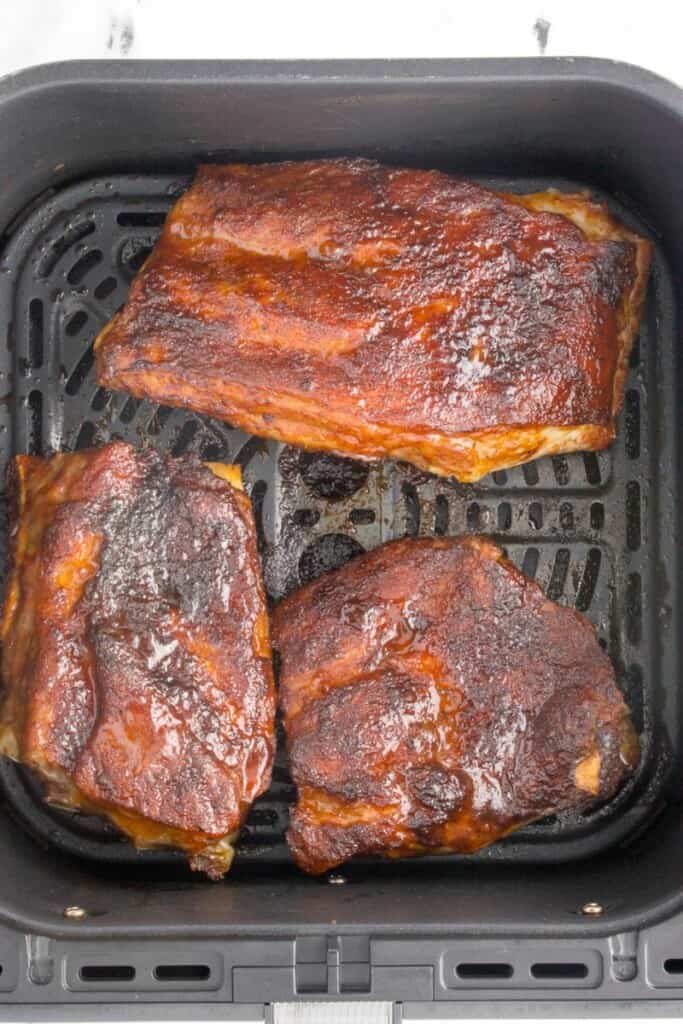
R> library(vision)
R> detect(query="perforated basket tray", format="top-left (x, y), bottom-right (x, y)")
top-left (0, 171), bottom-right (671, 873)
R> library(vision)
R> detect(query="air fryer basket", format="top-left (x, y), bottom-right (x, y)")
top-left (0, 172), bottom-right (668, 871)
top-left (0, 60), bottom-right (681, 1019)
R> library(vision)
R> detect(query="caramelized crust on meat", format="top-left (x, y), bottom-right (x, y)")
top-left (0, 443), bottom-right (275, 877)
top-left (95, 159), bottom-right (652, 482)
top-left (272, 537), bottom-right (639, 874)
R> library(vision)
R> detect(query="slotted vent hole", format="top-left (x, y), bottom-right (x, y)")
top-left (293, 508), bottom-right (320, 528)
top-left (117, 211), bottom-right (167, 227)
top-left (552, 456), bottom-right (570, 486)
top-left (623, 662), bottom-right (644, 734)
top-left (583, 452), bottom-right (601, 486)
top-left (559, 502), bottom-right (574, 532)
top-left (65, 344), bottom-right (94, 396)
top-left (147, 405), bottom-right (174, 436)
top-left (27, 390), bottom-right (42, 454)
top-left (664, 959), bottom-right (683, 975)
top-left (201, 442), bottom-right (224, 462)
top-left (625, 390), bottom-right (640, 459)
top-left (67, 249), bottom-right (103, 286)
top-left (522, 461), bottom-right (539, 486)
top-left (79, 965), bottom-right (135, 983)
top-left (626, 481), bottom-right (641, 551)
top-left (575, 547), bottom-right (602, 613)
top-left (94, 275), bottom-right (117, 300)
top-left (75, 421), bottom-right (97, 449)
top-left (466, 502), bottom-right (481, 532)
top-left (28, 298), bottom-right (43, 370)
top-left (528, 501), bottom-right (543, 531)
top-left (250, 479), bottom-right (267, 554)
top-left (521, 547), bottom-right (539, 579)
top-left (350, 507), bottom-right (376, 526)
top-left (119, 396), bottom-right (141, 424)
top-left (626, 572), bottom-right (642, 645)
top-left (153, 964), bottom-right (210, 982)
top-left (590, 502), bottom-right (605, 531)
top-left (546, 548), bottom-right (570, 602)
top-left (402, 483), bottom-right (420, 536)
top-left (171, 419), bottom-right (200, 455)
top-left (457, 963), bottom-right (513, 980)
top-left (300, 450), bottom-right (369, 500)
top-left (36, 218), bottom-right (94, 278)
top-left (492, 470), bottom-right (508, 485)
top-left (434, 494), bottom-right (449, 535)
top-left (65, 310), bottom-right (89, 338)
top-left (531, 962), bottom-right (588, 980)
top-left (91, 387), bottom-right (110, 412)
top-left (497, 502), bottom-right (511, 531)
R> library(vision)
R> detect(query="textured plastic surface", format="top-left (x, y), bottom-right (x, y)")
top-left (0, 58), bottom-right (680, 1017)
top-left (0, 172), bottom-right (668, 871)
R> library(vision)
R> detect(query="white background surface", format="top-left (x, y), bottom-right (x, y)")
top-left (1, 1), bottom-right (681, 1022)
top-left (0, 0), bottom-right (681, 87)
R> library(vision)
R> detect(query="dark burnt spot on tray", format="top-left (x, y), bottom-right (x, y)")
top-left (299, 450), bottom-right (369, 500)
top-left (298, 533), bottom-right (365, 584)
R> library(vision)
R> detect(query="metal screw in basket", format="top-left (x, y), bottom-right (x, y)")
top-left (581, 901), bottom-right (604, 917)
top-left (62, 906), bottom-right (87, 920)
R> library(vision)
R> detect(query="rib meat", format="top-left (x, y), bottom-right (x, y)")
top-left (271, 536), bottom-right (639, 874)
top-left (0, 443), bottom-right (275, 877)
top-left (96, 159), bottom-right (652, 482)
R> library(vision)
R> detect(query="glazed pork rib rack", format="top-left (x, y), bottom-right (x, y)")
top-left (95, 158), bottom-right (652, 482)
top-left (272, 536), bottom-right (639, 875)
top-left (0, 443), bottom-right (275, 878)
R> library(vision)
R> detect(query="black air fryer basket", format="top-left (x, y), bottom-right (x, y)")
top-left (0, 59), bottom-right (681, 1020)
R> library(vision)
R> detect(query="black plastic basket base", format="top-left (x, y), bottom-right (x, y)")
top-left (0, 172), bottom-right (669, 874)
